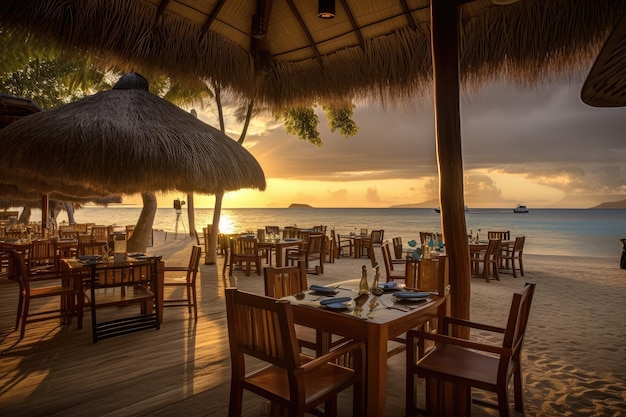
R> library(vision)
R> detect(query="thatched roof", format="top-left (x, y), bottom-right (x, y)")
top-left (1, 0), bottom-right (624, 108)
top-left (581, 11), bottom-right (626, 107)
top-left (0, 94), bottom-right (43, 129)
top-left (0, 74), bottom-right (266, 196)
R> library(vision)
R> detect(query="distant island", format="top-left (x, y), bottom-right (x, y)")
top-left (288, 203), bottom-right (313, 208)
top-left (591, 199), bottom-right (626, 209)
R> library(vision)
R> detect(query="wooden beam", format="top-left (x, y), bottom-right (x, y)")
top-left (198, 0), bottom-right (228, 41)
top-left (399, 0), bottom-right (418, 30)
top-left (337, 0), bottom-right (366, 51)
top-left (285, 0), bottom-right (324, 67)
top-left (155, 0), bottom-right (173, 23)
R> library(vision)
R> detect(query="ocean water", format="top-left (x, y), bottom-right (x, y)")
top-left (48, 207), bottom-right (626, 259)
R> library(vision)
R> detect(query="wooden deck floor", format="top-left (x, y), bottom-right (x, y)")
top-left (0, 252), bottom-right (244, 417)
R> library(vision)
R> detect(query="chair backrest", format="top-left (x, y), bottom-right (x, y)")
top-left (392, 237), bottom-right (403, 259)
top-left (59, 230), bottom-right (80, 240)
top-left (312, 225), bottom-right (327, 234)
top-left (225, 288), bottom-right (301, 372)
top-left (370, 230), bottom-right (384, 245)
top-left (263, 264), bottom-right (308, 298)
top-left (231, 236), bottom-right (258, 256)
top-left (503, 283), bottom-right (536, 358)
top-left (306, 233), bottom-right (325, 257)
top-left (187, 245), bottom-right (202, 283)
top-left (360, 228), bottom-right (368, 237)
top-left (420, 232), bottom-right (436, 245)
top-left (485, 239), bottom-right (501, 259)
top-left (79, 241), bottom-right (109, 257)
top-left (488, 230), bottom-right (510, 240)
top-left (513, 236), bottom-right (525, 253)
top-left (29, 240), bottom-right (58, 269)
top-left (91, 226), bottom-right (111, 242)
top-left (283, 226), bottom-right (299, 239)
top-left (380, 241), bottom-right (395, 277)
top-left (416, 255), bottom-right (450, 296)
top-left (265, 225), bottom-right (280, 235)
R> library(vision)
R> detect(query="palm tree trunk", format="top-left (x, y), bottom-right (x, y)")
top-left (127, 192), bottom-right (157, 253)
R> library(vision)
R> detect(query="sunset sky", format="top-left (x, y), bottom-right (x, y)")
top-left (124, 74), bottom-right (625, 210)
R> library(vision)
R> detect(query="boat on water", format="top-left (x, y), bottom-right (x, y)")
top-left (434, 206), bottom-right (469, 213)
top-left (514, 204), bottom-right (529, 213)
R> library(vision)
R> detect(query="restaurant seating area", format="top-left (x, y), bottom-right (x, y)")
top-left (0, 224), bottom-right (533, 416)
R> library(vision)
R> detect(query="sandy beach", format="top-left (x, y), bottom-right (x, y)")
top-left (2, 231), bottom-right (625, 416)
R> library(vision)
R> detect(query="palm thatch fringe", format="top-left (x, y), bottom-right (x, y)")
top-left (0, 0), bottom-right (624, 108)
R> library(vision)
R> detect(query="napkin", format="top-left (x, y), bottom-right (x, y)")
top-left (319, 297), bottom-right (352, 306)
top-left (309, 285), bottom-right (337, 294)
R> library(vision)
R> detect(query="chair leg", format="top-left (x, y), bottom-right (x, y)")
top-left (324, 397), bottom-right (338, 417)
top-left (191, 285), bottom-right (198, 319)
top-left (518, 257), bottom-right (524, 276)
top-left (513, 366), bottom-right (524, 412)
top-left (186, 285), bottom-right (193, 314)
top-left (228, 383), bottom-right (243, 417)
top-left (497, 387), bottom-right (511, 417)
top-left (19, 297), bottom-right (30, 339)
top-left (15, 293), bottom-right (24, 331)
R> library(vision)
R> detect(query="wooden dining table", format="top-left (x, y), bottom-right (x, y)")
top-left (257, 238), bottom-right (302, 267)
top-left (62, 255), bottom-right (166, 323)
top-left (282, 281), bottom-right (449, 417)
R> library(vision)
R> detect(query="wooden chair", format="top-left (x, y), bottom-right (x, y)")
top-left (336, 233), bottom-right (354, 257)
top-left (392, 236), bottom-right (404, 260)
top-left (471, 239), bottom-right (501, 282)
top-left (265, 225), bottom-right (280, 235)
top-left (499, 236), bottom-right (525, 278)
top-left (163, 245), bottom-right (202, 318)
top-left (286, 232), bottom-right (325, 274)
top-left (406, 283), bottom-right (536, 417)
top-left (13, 251), bottom-right (85, 340)
top-left (86, 257), bottom-right (160, 343)
top-left (381, 240), bottom-right (406, 282)
top-left (28, 239), bottom-right (58, 273)
top-left (420, 232), bottom-right (436, 245)
top-left (225, 288), bottom-right (365, 417)
top-left (78, 241), bottom-right (109, 257)
top-left (228, 236), bottom-right (263, 276)
top-left (488, 230), bottom-right (510, 240)
top-left (90, 225), bottom-right (111, 243)
top-left (361, 229), bottom-right (384, 259)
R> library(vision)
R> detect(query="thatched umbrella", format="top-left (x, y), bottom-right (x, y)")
top-left (0, 93), bottom-right (43, 129)
top-left (581, 11), bottom-right (626, 107)
top-left (0, 73), bottom-right (266, 251)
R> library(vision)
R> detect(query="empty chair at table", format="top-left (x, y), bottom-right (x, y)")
top-left (228, 236), bottom-right (263, 276)
top-left (285, 232), bottom-right (325, 275)
top-left (163, 245), bottom-right (202, 318)
top-left (13, 251), bottom-right (85, 340)
top-left (361, 229), bottom-right (384, 258)
top-left (336, 233), bottom-right (354, 257)
top-left (225, 288), bottom-right (365, 417)
top-left (471, 239), bottom-right (501, 282)
top-left (392, 236), bottom-right (404, 260)
top-left (499, 236), bottom-right (526, 278)
top-left (381, 240), bottom-right (406, 282)
top-left (28, 239), bottom-right (59, 274)
top-left (90, 225), bottom-right (111, 243)
top-left (265, 225), bottom-right (280, 236)
top-left (488, 230), bottom-right (510, 240)
top-left (406, 283), bottom-right (536, 417)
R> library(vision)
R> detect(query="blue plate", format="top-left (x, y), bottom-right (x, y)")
top-left (393, 291), bottom-right (430, 299)
top-left (309, 285), bottom-right (339, 295)
top-left (284, 238), bottom-right (299, 242)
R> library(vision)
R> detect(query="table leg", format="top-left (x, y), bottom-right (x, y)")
top-left (366, 323), bottom-right (388, 416)
top-left (275, 247), bottom-right (283, 267)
